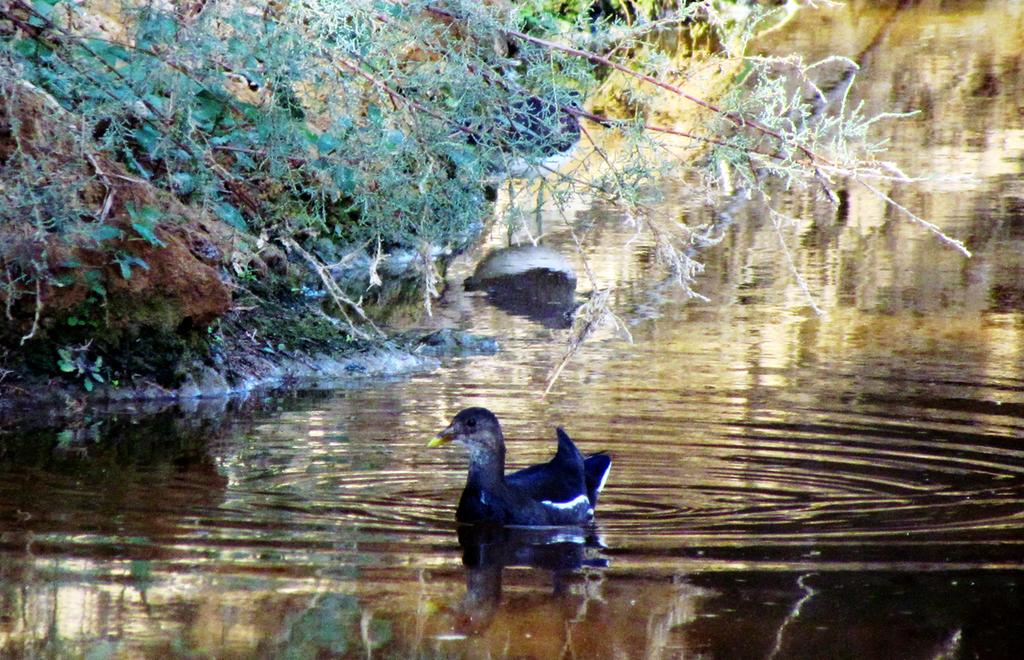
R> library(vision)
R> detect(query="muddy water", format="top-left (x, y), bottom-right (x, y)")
top-left (3, 2), bottom-right (1024, 658)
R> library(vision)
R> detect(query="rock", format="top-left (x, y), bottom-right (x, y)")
top-left (177, 374), bottom-right (203, 400)
top-left (176, 366), bottom-right (231, 399)
top-left (412, 328), bottom-right (499, 357)
top-left (464, 245), bottom-right (576, 289)
top-left (194, 366), bottom-right (231, 398)
top-left (102, 220), bottom-right (232, 333)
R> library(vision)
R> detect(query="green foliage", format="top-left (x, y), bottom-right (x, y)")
top-left (57, 344), bottom-right (106, 391)
top-left (269, 593), bottom-right (393, 657)
top-left (520, 0), bottom-right (725, 27)
top-left (1, 0), bottom-right (905, 386)
top-left (126, 204), bottom-right (165, 247)
top-left (1, 0), bottom-right (604, 277)
top-left (112, 252), bottom-right (149, 280)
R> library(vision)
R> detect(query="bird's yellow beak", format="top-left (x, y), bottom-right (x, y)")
top-left (428, 426), bottom-right (455, 448)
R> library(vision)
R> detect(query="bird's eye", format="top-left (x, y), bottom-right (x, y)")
top-left (466, 418), bottom-right (477, 429)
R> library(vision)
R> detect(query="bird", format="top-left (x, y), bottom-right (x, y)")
top-left (429, 407), bottom-right (611, 526)
top-left (464, 92), bottom-right (582, 210)
top-left (490, 94), bottom-right (581, 182)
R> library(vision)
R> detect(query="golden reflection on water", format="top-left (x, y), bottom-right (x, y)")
top-left (3, 1), bottom-right (1024, 657)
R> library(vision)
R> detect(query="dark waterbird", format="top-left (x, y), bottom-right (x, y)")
top-left (465, 92), bottom-right (582, 204)
top-left (429, 407), bottom-right (611, 526)
top-left (490, 94), bottom-right (581, 181)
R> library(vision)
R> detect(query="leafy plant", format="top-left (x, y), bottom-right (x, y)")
top-left (0, 0), bottom-right (960, 390)
top-left (57, 344), bottom-right (106, 392)
top-left (126, 204), bottom-right (165, 247)
top-left (112, 252), bottom-right (150, 280)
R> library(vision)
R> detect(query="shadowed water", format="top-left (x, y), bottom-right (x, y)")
top-left (3, 2), bottom-right (1024, 658)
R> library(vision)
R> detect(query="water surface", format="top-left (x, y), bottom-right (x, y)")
top-left (3, 2), bottom-right (1024, 658)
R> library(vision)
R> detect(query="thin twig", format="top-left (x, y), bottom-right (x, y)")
top-left (84, 153), bottom-right (117, 223)
top-left (766, 205), bottom-right (824, 315)
top-left (857, 180), bottom-right (971, 257)
top-left (544, 228), bottom-right (632, 396)
top-left (279, 237), bottom-right (383, 340)
top-left (19, 278), bottom-right (42, 346)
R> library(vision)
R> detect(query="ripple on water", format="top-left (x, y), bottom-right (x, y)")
top-left (585, 402), bottom-right (1024, 559)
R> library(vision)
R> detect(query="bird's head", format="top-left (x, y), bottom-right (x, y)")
top-left (430, 407), bottom-right (504, 454)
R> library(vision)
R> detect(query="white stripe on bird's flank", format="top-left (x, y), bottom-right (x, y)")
top-left (541, 494), bottom-right (590, 511)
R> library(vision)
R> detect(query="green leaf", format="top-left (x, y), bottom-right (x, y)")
top-left (84, 270), bottom-right (107, 296)
top-left (91, 225), bottom-right (122, 242)
top-left (232, 150), bottom-right (256, 170)
top-left (208, 134), bottom-right (234, 146)
top-left (127, 203), bottom-right (160, 224)
top-left (84, 379), bottom-right (94, 392)
top-left (136, 12), bottom-right (179, 50)
top-left (28, 0), bottom-right (55, 26)
top-left (193, 90), bottom-right (227, 129)
top-left (317, 132), bottom-right (342, 153)
top-left (12, 39), bottom-right (38, 57)
top-left (87, 39), bottom-right (131, 67)
top-left (131, 222), bottom-right (165, 246)
top-left (127, 204), bottom-right (166, 247)
top-left (132, 123), bottom-right (161, 157)
top-left (170, 172), bottom-right (195, 194)
top-left (381, 2), bottom-right (407, 18)
top-left (142, 93), bottom-right (167, 115)
top-left (384, 129), bottom-right (405, 148)
top-left (56, 430), bottom-right (73, 449)
top-left (734, 60), bottom-right (755, 86)
top-left (333, 166), bottom-right (357, 195)
top-left (214, 202), bottom-right (248, 231)
top-left (445, 144), bottom-right (478, 168)
top-left (115, 254), bottom-right (149, 280)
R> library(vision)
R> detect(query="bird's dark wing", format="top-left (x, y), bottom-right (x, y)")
top-left (506, 427), bottom-right (587, 505)
top-left (553, 427), bottom-right (585, 468)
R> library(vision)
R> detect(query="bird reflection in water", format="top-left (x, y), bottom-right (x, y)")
top-left (451, 524), bottom-right (608, 635)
